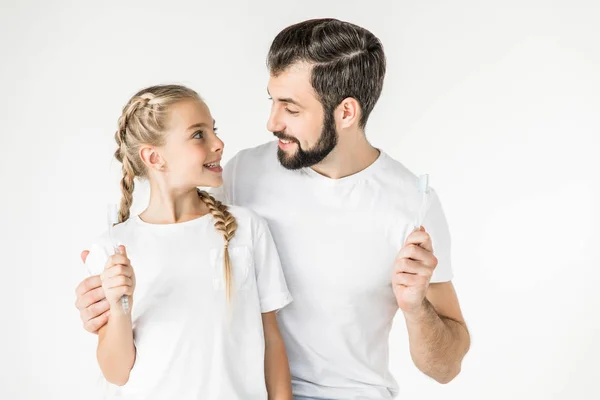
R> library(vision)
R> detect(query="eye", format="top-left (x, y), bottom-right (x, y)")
top-left (213, 127), bottom-right (218, 135)
top-left (193, 130), bottom-right (204, 139)
top-left (285, 108), bottom-right (299, 115)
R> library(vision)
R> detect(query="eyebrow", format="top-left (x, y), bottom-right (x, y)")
top-left (267, 88), bottom-right (303, 108)
top-left (187, 119), bottom-right (216, 131)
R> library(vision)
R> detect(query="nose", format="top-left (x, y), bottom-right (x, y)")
top-left (267, 106), bottom-right (285, 133)
top-left (211, 133), bottom-right (224, 154)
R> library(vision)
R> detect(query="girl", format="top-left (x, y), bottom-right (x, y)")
top-left (84, 85), bottom-right (294, 399)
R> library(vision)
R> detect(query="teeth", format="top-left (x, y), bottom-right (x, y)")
top-left (280, 139), bottom-right (292, 144)
top-left (204, 161), bottom-right (220, 168)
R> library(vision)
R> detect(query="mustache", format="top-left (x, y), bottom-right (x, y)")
top-left (273, 131), bottom-right (299, 145)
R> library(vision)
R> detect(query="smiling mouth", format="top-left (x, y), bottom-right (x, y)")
top-left (274, 132), bottom-right (298, 146)
top-left (203, 160), bottom-right (221, 168)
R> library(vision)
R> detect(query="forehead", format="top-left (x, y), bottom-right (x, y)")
top-left (166, 99), bottom-right (212, 129)
top-left (267, 63), bottom-right (318, 102)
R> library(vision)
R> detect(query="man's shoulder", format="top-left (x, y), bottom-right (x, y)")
top-left (226, 204), bottom-right (269, 236)
top-left (226, 204), bottom-right (259, 221)
top-left (223, 141), bottom-right (279, 189)
top-left (378, 151), bottom-right (446, 209)
top-left (229, 141), bottom-right (277, 168)
top-left (378, 151), bottom-right (420, 190)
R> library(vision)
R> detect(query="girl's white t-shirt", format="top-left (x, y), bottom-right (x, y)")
top-left (85, 206), bottom-right (293, 400)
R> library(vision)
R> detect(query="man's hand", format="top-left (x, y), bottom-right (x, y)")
top-left (75, 250), bottom-right (110, 333)
top-left (393, 228), bottom-right (470, 383)
top-left (392, 226), bottom-right (438, 316)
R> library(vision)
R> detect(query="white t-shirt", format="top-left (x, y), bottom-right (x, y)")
top-left (85, 206), bottom-right (293, 400)
top-left (212, 141), bottom-right (453, 400)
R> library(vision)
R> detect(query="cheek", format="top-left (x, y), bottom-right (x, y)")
top-left (190, 145), bottom-right (209, 166)
top-left (169, 144), bottom-right (208, 170)
top-left (291, 116), bottom-right (322, 146)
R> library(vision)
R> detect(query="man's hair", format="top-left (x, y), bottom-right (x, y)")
top-left (267, 18), bottom-right (386, 128)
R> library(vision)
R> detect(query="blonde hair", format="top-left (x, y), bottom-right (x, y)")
top-left (114, 84), bottom-right (238, 299)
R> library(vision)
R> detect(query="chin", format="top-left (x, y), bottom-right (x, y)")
top-left (199, 177), bottom-right (223, 189)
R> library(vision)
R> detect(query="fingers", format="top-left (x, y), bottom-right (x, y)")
top-left (393, 272), bottom-right (429, 287)
top-left (397, 244), bottom-right (438, 267)
top-left (101, 275), bottom-right (133, 290)
top-left (394, 258), bottom-right (434, 277)
top-left (404, 229), bottom-right (433, 252)
top-left (102, 264), bottom-right (133, 279)
top-left (106, 284), bottom-right (134, 298)
top-left (75, 275), bottom-right (102, 298)
top-left (104, 254), bottom-right (131, 269)
top-left (81, 250), bottom-right (90, 263)
top-left (83, 310), bottom-right (110, 334)
top-left (80, 299), bottom-right (110, 323)
top-left (118, 245), bottom-right (127, 257)
top-left (75, 285), bottom-right (106, 310)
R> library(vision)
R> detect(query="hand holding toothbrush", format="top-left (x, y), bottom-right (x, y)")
top-left (392, 174), bottom-right (438, 315)
top-left (101, 245), bottom-right (136, 315)
top-left (392, 227), bottom-right (438, 315)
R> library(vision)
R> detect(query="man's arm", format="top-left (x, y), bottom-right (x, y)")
top-left (262, 311), bottom-right (293, 400)
top-left (393, 228), bottom-right (470, 383)
top-left (404, 281), bottom-right (470, 383)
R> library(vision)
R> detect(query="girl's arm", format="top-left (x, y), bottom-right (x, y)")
top-left (97, 310), bottom-right (136, 386)
top-left (262, 311), bottom-right (293, 400)
top-left (96, 246), bottom-right (137, 386)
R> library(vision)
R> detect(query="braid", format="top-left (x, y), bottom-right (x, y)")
top-left (118, 153), bottom-right (135, 223)
top-left (197, 190), bottom-right (238, 300)
top-left (113, 95), bottom-right (152, 223)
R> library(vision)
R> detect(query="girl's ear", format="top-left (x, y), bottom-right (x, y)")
top-left (140, 146), bottom-right (165, 171)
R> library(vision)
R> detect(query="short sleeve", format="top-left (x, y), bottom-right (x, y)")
top-left (84, 241), bottom-right (111, 276)
top-left (252, 217), bottom-right (293, 313)
top-left (423, 188), bottom-right (454, 283)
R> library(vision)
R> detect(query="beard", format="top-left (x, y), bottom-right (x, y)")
top-left (274, 111), bottom-right (338, 170)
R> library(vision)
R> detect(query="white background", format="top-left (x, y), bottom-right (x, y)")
top-left (2, 0), bottom-right (599, 399)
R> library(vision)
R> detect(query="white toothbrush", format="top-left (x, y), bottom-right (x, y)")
top-left (107, 204), bottom-right (130, 314)
top-left (414, 174), bottom-right (430, 229)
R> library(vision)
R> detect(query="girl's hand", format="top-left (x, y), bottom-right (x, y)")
top-left (101, 245), bottom-right (135, 313)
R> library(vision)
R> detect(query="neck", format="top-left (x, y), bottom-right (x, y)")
top-left (141, 180), bottom-right (208, 224)
top-left (310, 130), bottom-right (380, 179)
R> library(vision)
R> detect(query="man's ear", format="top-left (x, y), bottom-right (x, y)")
top-left (335, 97), bottom-right (361, 130)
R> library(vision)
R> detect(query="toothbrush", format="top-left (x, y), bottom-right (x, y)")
top-left (414, 174), bottom-right (430, 230)
top-left (107, 204), bottom-right (130, 314)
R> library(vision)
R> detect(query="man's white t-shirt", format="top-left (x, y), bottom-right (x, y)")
top-left (85, 206), bottom-right (293, 400)
top-left (213, 141), bottom-right (453, 399)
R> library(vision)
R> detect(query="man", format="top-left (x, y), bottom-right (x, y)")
top-left (75, 18), bottom-right (470, 399)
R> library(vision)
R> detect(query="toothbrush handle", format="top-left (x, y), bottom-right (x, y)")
top-left (120, 295), bottom-right (130, 314)
top-left (113, 246), bottom-right (131, 314)
top-left (414, 193), bottom-right (429, 229)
